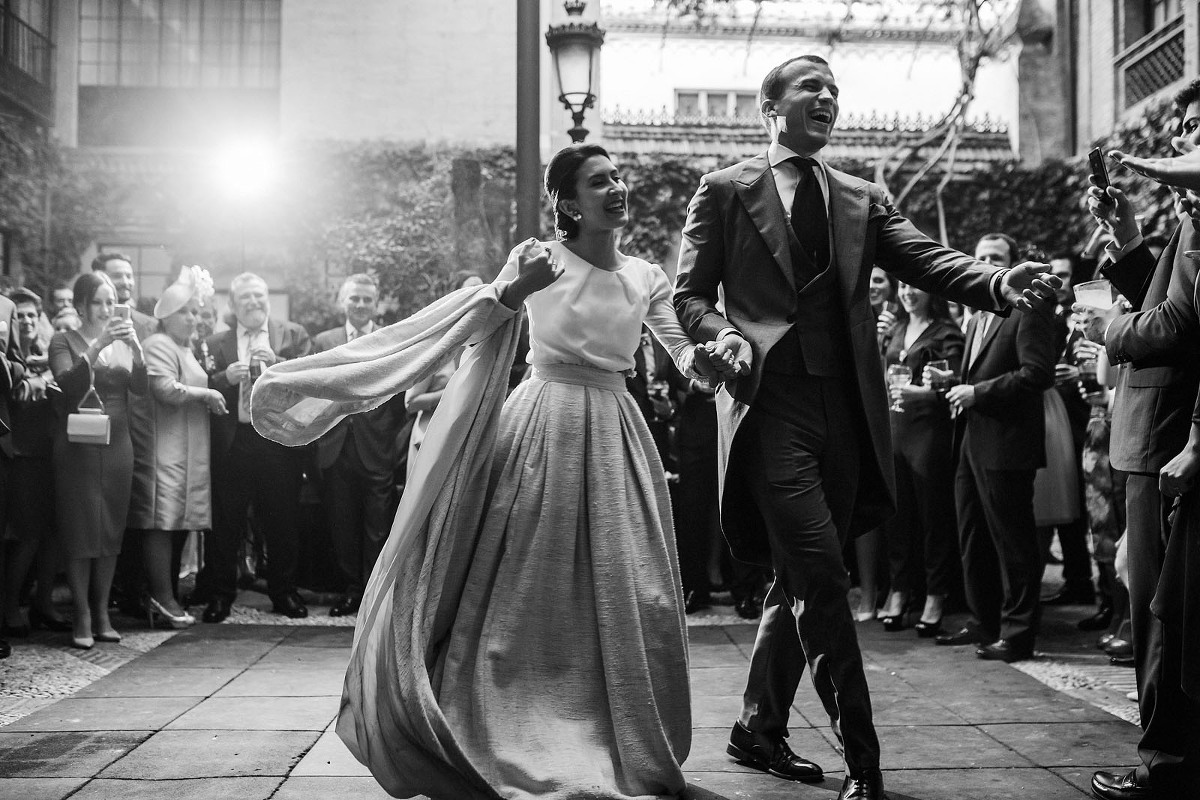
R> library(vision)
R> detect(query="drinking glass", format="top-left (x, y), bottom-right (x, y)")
top-left (887, 365), bottom-right (912, 413)
top-left (926, 359), bottom-right (955, 394)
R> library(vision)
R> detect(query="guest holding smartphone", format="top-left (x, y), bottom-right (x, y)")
top-left (50, 272), bottom-right (146, 649)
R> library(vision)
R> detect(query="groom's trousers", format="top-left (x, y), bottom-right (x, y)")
top-left (735, 369), bottom-right (882, 778)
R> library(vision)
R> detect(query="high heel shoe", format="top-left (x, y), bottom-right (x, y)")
top-left (29, 606), bottom-right (72, 633)
top-left (71, 635), bottom-right (94, 650)
top-left (882, 614), bottom-right (908, 632)
top-left (146, 598), bottom-right (195, 630)
top-left (1077, 602), bottom-right (1114, 632)
top-left (915, 617), bottom-right (944, 638)
top-left (93, 629), bottom-right (121, 643)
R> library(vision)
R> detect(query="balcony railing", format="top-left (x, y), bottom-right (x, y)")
top-left (1115, 14), bottom-right (1185, 109)
top-left (603, 107), bottom-right (1009, 134)
top-left (0, 5), bottom-right (54, 122)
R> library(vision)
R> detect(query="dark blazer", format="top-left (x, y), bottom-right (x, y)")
top-left (131, 308), bottom-right (158, 342)
top-left (954, 309), bottom-right (1056, 470)
top-left (1102, 226), bottom-right (1200, 474)
top-left (312, 326), bottom-right (407, 473)
top-left (1052, 309), bottom-right (1091, 445)
top-left (207, 319), bottom-right (312, 457)
top-left (674, 152), bottom-right (1008, 560)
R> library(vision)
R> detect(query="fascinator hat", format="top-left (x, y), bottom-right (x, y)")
top-left (154, 265), bottom-right (215, 319)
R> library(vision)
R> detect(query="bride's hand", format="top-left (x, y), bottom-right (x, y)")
top-left (502, 242), bottom-right (565, 309)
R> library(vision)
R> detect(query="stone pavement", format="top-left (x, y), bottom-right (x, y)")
top-left (0, 606), bottom-right (1142, 800)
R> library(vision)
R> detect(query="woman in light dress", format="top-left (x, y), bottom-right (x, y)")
top-left (128, 266), bottom-right (228, 629)
top-left (252, 143), bottom-right (715, 799)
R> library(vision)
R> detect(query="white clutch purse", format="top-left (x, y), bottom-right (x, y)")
top-left (66, 386), bottom-right (111, 446)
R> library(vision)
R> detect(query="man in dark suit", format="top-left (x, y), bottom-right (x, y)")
top-left (0, 293), bottom-right (25, 658)
top-left (673, 54), bottom-right (1059, 800)
top-left (1079, 82), bottom-right (1200, 799)
top-left (313, 274), bottom-right (405, 617)
top-left (195, 272), bottom-right (313, 623)
top-left (936, 233), bottom-right (1056, 662)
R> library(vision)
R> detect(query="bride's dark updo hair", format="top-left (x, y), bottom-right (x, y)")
top-left (544, 143), bottom-right (612, 240)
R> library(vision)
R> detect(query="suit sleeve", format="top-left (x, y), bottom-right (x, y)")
top-left (1104, 255), bottom-right (1200, 367)
top-left (281, 325), bottom-right (313, 360)
top-left (972, 307), bottom-right (1056, 410)
top-left (869, 189), bottom-right (1006, 313)
top-left (1101, 242), bottom-right (1158, 310)
top-left (0, 303), bottom-right (24, 395)
top-left (674, 175), bottom-right (735, 343)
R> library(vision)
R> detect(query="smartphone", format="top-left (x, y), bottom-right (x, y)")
top-left (113, 303), bottom-right (131, 321)
top-left (1088, 147), bottom-right (1113, 204)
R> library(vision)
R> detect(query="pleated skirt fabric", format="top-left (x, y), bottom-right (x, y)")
top-left (432, 364), bottom-right (692, 799)
top-left (1033, 388), bottom-right (1080, 527)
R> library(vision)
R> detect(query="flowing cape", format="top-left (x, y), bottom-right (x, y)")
top-left (252, 282), bottom-right (519, 799)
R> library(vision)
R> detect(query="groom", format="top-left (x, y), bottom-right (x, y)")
top-left (673, 54), bottom-right (1059, 800)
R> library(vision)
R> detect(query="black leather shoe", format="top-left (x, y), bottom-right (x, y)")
top-left (329, 595), bottom-right (361, 617)
top-left (1077, 604), bottom-right (1114, 631)
top-left (837, 770), bottom-right (888, 800)
top-left (734, 596), bottom-right (763, 620)
top-left (1041, 580), bottom-right (1095, 606)
top-left (935, 626), bottom-right (986, 646)
top-left (1091, 769), bottom-right (1152, 800)
top-left (182, 590), bottom-right (210, 608)
top-left (684, 591), bottom-right (712, 615)
top-left (914, 618), bottom-right (944, 638)
top-left (976, 639), bottom-right (1033, 663)
top-left (272, 592), bottom-right (308, 619)
top-left (1111, 655), bottom-right (1135, 667)
top-left (201, 597), bottom-right (232, 624)
top-left (1103, 637), bottom-right (1133, 659)
top-left (727, 721), bottom-right (823, 783)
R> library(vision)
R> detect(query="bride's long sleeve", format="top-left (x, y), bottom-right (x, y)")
top-left (644, 265), bottom-right (703, 381)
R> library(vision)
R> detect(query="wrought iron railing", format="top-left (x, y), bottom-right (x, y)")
top-left (0, 5), bottom-right (54, 121)
top-left (1116, 14), bottom-right (1185, 108)
top-left (602, 107), bottom-right (1009, 134)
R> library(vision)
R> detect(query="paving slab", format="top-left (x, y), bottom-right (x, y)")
top-left (0, 777), bottom-right (87, 800)
top-left (690, 666), bottom-right (750, 698)
top-left (683, 770), bottom-right (836, 799)
top-left (282, 628), bottom-right (355, 648)
top-left (98, 729), bottom-right (321, 779)
top-left (979, 721), bottom-right (1144, 767)
top-left (210, 667), bottom-right (345, 697)
top-left (884, 767), bottom-right (1090, 799)
top-left (875, 723), bottom-right (1036, 770)
top-left (165, 695), bottom-right (338, 731)
top-left (688, 643), bottom-right (751, 669)
top-left (271, 776), bottom-right (399, 799)
top-left (689, 693), bottom-right (743, 729)
top-left (71, 667), bottom-right (241, 699)
top-left (2, 696), bottom-right (200, 732)
top-left (67, 777), bottom-right (284, 800)
top-left (0, 730), bottom-right (151, 778)
top-left (131, 638), bottom-right (277, 669)
top-left (250, 644), bottom-right (351, 670)
top-left (290, 726), bottom-right (373, 777)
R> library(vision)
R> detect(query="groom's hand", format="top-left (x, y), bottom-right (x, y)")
top-left (1001, 262), bottom-right (1061, 312)
top-left (706, 333), bottom-right (753, 380)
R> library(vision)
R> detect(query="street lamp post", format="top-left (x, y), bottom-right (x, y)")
top-left (545, 0), bottom-right (605, 143)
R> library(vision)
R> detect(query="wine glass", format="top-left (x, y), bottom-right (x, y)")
top-left (887, 365), bottom-right (912, 413)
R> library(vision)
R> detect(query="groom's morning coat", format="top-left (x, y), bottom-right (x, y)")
top-left (674, 153), bottom-right (1008, 566)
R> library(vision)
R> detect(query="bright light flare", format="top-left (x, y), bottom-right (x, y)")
top-left (213, 140), bottom-right (278, 202)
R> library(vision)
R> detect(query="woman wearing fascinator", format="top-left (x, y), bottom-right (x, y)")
top-left (128, 266), bottom-right (227, 629)
top-left (251, 143), bottom-right (723, 799)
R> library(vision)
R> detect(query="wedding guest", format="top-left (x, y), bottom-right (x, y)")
top-left (880, 283), bottom-right (963, 636)
top-left (194, 272), bottom-right (311, 622)
top-left (936, 233), bottom-right (1056, 663)
top-left (52, 307), bottom-right (80, 332)
top-left (313, 274), bottom-right (405, 618)
top-left (2, 289), bottom-right (69, 638)
top-left (128, 267), bottom-right (227, 629)
top-left (50, 272), bottom-right (146, 649)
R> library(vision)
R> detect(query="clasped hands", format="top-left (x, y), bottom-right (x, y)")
top-left (693, 334), bottom-right (752, 386)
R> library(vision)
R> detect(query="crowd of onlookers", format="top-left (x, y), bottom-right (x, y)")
top-left (0, 254), bottom-right (419, 658)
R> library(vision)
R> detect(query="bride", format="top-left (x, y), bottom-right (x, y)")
top-left (252, 143), bottom-right (717, 799)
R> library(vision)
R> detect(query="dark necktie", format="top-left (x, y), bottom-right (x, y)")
top-left (788, 156), bottom-right (830, 285)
